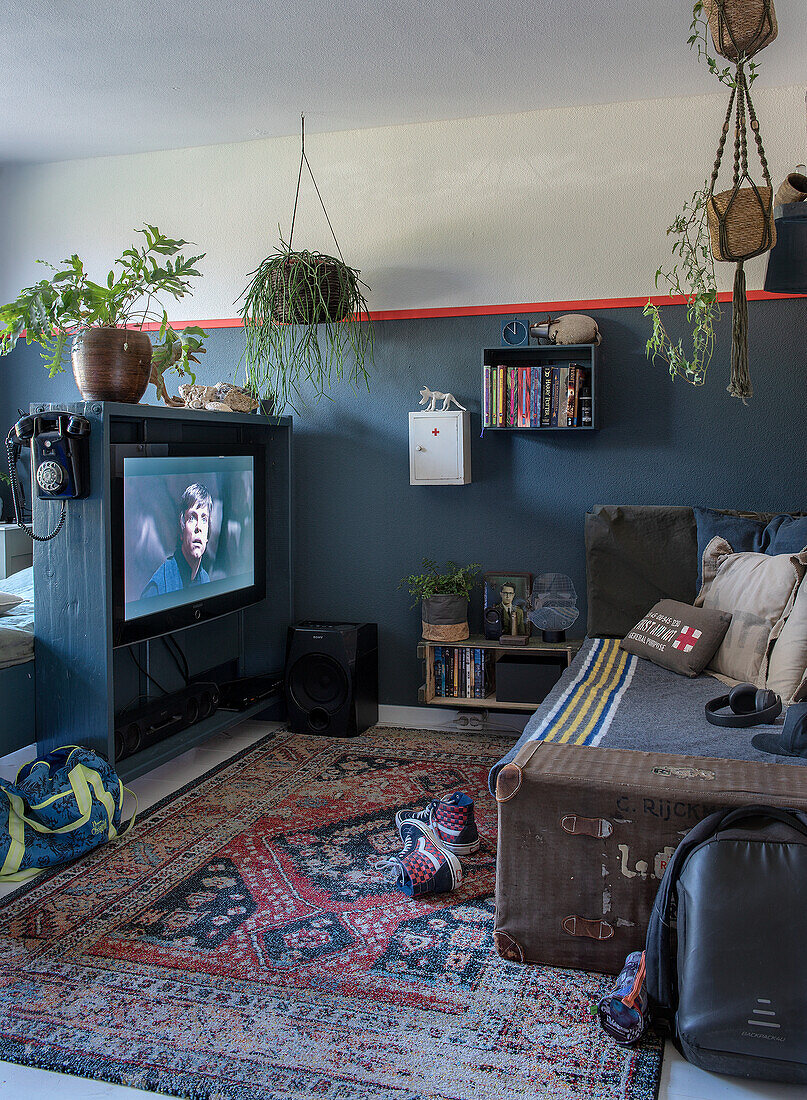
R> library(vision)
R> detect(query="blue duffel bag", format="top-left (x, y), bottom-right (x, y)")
top-left (0, 745), bottom-right (136, 881)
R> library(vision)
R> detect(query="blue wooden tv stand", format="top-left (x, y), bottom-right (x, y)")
top-left (31, 402), bottom-right (292, 781)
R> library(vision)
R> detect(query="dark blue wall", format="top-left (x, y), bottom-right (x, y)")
top-left (3, 297), bottom-right (806, 705)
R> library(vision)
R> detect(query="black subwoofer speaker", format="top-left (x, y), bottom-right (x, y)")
top-left (284, 621), bottom-right (378, 737)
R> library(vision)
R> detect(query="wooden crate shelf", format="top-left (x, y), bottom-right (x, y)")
top-left (418, 634), bottom-right (582, 712)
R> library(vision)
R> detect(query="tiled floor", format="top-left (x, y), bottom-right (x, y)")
top-left (0, 721), bottom-right (805, 1100)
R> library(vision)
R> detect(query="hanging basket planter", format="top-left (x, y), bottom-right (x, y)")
top-left (707, 183), bottom-right (775, 261)
top-left (705, 0), bottom-right (777, 61)
top-left (238, 115), bottom-right (373, 413)
top-left (706, 60), bottom-right (776, 401)
top-left (268, 253), bottom-right (357, 325)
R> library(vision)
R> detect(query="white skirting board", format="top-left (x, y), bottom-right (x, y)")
top-left (377, 704), bottom-right (528, 737)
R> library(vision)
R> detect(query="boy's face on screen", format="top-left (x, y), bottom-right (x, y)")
top-left (180, 503), bottom-right (210, 566)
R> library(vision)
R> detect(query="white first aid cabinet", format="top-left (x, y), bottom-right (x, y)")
top-left (408, 411), bottom-right (471, 485)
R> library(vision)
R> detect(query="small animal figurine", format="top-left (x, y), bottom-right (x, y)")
top-left (530, 314), bottom-right (602, 346)
top-left (418, 386), bottom-right (466, 412)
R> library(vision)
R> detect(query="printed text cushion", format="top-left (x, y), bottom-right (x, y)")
top-left (696, 537), bottom-right (807, 686)
top-left (620, 599), bottom-right (732, 677)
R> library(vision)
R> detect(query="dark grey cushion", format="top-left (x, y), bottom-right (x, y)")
top-left (585, 505), bottom-right (698, 637)
top-left (620, 599), bottom-right (732, 677)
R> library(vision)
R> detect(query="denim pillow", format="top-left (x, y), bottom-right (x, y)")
top-left (694, 508), bottom-right (807, 589)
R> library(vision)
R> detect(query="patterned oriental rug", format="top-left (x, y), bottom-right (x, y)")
top-left (0, 727), bottom-right (662, 1099)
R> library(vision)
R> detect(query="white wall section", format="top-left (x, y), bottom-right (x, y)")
top-left (1, 86), bottom-right (805, 317)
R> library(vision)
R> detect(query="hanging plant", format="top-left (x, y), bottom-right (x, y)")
top-left (238, 117), bottom-right (373, 414)
top-left (704, 30), bottom-right (776, 401)
top-left (647, 0), bottom-right (777, 399)
top-left (688, 0), bottom-right (772, 86)
top-left (644, 185), bottom-right (720, 386)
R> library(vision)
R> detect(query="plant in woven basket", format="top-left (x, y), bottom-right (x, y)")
top-left (688, 0), bottom-right (772, 87)
top-left (238, 117), bottom-right (373, 414)
top-left (649, 0), bottom-right (777, 399)
top-left (239, 236), bottom-right (372, 414)
top-left (400, 559), bottom-right (481, 644)
top-left (399, 559), bottom-right (481, 606)
top-left (702, 3), bottom-right (776, 401)
top-left (644, 185), bottom-right (720, 386)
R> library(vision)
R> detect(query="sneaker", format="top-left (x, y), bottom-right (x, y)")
top-left (378, 820), bottom-right (462, 897)
top-left (395, 791), bottom-right (480, 855)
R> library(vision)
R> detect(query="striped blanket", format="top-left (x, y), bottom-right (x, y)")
top-left (488, 636), bottom-right (803, 795)
top-left (524, 637), bottom-right (637, 749)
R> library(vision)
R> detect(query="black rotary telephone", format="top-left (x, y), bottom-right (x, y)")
top-left (5, 412), bottom-right (91, 541)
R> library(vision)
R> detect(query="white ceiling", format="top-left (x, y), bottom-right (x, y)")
top-left (1, 0), bottom-right (804, 165)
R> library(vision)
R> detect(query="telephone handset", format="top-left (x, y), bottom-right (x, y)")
top-left (5, 412), bottom-right (91, 541)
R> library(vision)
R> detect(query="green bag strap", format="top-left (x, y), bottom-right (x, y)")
top-left (0, 790), bottom-right (26, 879)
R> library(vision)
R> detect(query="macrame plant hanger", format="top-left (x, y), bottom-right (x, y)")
top-left (705, 0), bottom-right (777, 402)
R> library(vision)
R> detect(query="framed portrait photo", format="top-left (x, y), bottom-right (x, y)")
top-left (483, 571), bottom-right (532, 638)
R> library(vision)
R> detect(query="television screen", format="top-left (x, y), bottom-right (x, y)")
top-left (123, 454), bottom-right (255, 624)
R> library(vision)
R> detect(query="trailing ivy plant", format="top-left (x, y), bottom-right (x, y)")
top-left (399, 559), bottom-right (481, 607)
top-left (644, 185), bottom-right (720, 387)
top-left (0, 225), bottom-right (207, 385)
top-left (688, 0), bottom-right (760, 88)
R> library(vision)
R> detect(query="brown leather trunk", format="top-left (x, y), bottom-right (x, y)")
top-left (494, 739), bottom-right (807, 975)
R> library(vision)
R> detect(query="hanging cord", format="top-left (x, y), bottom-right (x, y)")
top-left (287, 114), bottom-right (346, 264)
top-left (127, 645), bottom-right (169, 696)
top-left (729, 67), bottom-right (751, 402)
top-left (5, 429), bottom-right (66, 542)
top-left (163, 635), bottom-right (190, 685)
top-left (729, 260), bottom-right (751, 401)
top-left (708, 61), bottom-right (773, 403)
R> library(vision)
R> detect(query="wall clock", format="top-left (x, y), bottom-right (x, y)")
top-left (501, 318), bottom-right (529, 347)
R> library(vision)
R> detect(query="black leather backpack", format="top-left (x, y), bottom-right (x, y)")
top-left (645, 804), bottom-right (807, 1084)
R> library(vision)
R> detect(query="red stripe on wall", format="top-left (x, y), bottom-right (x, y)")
top-left (138, 289), bottom-right (805, 330)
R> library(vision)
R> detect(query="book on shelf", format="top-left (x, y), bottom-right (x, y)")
top-left (483, 364), bottom-right (547, 429)
top-left (431, 647), bottom-right (492, 700)
top-left (484, 359), bottom-right (591, 429)
top-left (541, 365), bottom-right (552, 425)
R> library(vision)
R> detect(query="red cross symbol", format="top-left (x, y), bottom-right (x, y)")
top-left (432, 428), bottom-right (440, 436)
top-left (672, 626), bottom-right (702, 653)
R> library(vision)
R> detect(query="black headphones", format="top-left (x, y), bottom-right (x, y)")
top-left (705, 683), bottom-right (783, 727)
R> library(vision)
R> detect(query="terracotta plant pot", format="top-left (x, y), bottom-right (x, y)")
top-left (421, 594), bottom-right (469, 642)
top-left (72, 327), bottom-right (153, 403)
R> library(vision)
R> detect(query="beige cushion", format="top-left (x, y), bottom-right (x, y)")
top-left (695, 537), bottom-right (806, 686)
top-left (767, 579), bottom-right (807, 702)
top-left (0, 591), bottom-right (24, 616)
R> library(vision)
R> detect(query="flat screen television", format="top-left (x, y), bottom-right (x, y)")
top-left (111, 444), bottom-right (266, 645)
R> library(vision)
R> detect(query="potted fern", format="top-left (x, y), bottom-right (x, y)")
top-left (400, 559), bottom-right (481, 642)
top-left (0, 225), bottom-right (207, 404)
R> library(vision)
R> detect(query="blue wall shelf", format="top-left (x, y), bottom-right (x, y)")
top-left (482, 343), bottom-right (598, 430)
